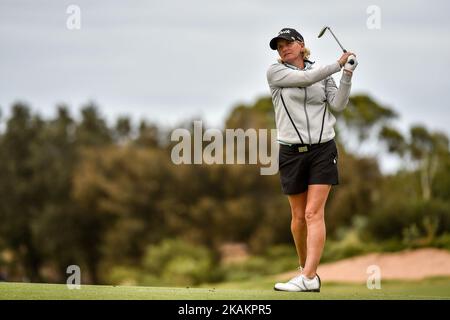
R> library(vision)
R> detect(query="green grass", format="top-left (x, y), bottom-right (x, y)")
top-left (1, 277), bottom-right (450, 300)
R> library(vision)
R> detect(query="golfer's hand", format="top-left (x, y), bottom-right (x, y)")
top-left (344, 55), bottom-right (358, 74)
top-left (338, 52), bottom-right (355, 68)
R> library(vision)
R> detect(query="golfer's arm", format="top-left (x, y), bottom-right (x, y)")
top-left (267, 62), bottom-right (341, 88)
top-left (325, 73), bottom-right (352, 112)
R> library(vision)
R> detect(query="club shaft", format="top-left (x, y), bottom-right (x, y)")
top-left (327, 28), bottom-right (346, 52)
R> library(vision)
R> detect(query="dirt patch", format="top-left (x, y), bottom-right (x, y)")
top-left (276, 248), bottom-right (450, 283)
top-left (219, 243), bottom-right (249, 264)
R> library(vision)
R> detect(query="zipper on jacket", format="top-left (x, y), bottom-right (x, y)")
top-left (302, 87), bottom-right (312, 145)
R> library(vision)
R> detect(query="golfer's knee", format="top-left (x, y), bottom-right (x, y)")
top-left (291, 208), bottom-right (306, 226)
top-left (305, 208), bottom-right (323, 224)
top-left (291, 216), bottom-right (306, 228)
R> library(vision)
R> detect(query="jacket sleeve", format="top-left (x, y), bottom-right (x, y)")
top-left (325, 72), bottom-right (352, 112)
top-left (267, 62), bottom-right (341, 88)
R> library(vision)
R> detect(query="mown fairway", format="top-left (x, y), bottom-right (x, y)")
top-left (1, 277), bottom-right (450, 300)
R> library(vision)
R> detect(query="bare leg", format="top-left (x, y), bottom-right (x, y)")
top-left (287, 191), bottom-right (308, 268)
top-left (302, 184), bottom-right (331, 279)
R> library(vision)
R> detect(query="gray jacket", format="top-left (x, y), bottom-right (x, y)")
top-left (266, 60), bottom-right (352, 145)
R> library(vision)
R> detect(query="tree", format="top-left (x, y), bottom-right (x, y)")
top-left (114, 116), bottom-right (132, 145)
top-left (225, 97), bottom-right (275, 130)
top-left (72, 146), bottom-right (173, 276)
top-left (75, 103), bottom-right (112, 146)
top-left (0, 103), bottom-right (45, 281)
top-left (29, 106), bottom-right (84, 281)
top-left (379, 125), bottom-right (449, 200)
top-left (135, 120), bottom-right (160, 148)
top-left (338, 94), bottom-right (397, 148)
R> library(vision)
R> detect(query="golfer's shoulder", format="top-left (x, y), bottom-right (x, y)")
top-left (266, 62), bottom-right (288, 79)
top-left (267, 62), bottom-right (285, 73)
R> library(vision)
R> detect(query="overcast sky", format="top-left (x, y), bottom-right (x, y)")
top-left (1, 0), bottom-right (449, 172)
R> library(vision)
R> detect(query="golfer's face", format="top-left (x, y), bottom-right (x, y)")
top-left (277, 39), bottom-right (302, 62)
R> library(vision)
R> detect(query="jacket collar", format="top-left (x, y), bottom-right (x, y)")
top-left (283, 59), bottom-right (315, 70)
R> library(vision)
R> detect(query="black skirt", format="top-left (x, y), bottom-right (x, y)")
top-left (278, 139), bottom-right (339, 195)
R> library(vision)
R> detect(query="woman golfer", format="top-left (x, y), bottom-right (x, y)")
top-left (266, 27), bottom-right (357, 292)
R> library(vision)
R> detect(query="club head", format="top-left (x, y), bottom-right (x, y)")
top-left (318, 26), bottom-right (329, 38)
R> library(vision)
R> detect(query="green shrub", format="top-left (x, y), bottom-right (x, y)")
top-left (217, 245), bottom-right (298, 282)
top-left (322, 230), bottom-right (380, 263)
top-left (106, 266), bottom-right (141, 286)
top-left (366, 199), bottom-right (450, 241)
top-left (141, 238), bottom-right (214, 286)
top-left (430, 233), bottom-right (450, 250)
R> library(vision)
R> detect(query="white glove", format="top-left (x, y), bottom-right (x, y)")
top-left (344, 55), bottom-right (357, 73)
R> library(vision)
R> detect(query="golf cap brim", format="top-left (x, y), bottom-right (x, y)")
top-left (269, 35), bottom-right (295, 50)
top-left (269, 28), bottom-right (304, 50)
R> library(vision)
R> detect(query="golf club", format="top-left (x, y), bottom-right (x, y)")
top-left (318, 26), bottom-right (354, 65)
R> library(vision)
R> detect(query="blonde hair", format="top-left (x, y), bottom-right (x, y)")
top-left (302, 47), bottom-right (311, 60)
top-left (278, 41), bottom-right (311, 63)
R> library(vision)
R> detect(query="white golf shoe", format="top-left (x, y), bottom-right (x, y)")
top-left (274, 274), bottom-right (321, 292)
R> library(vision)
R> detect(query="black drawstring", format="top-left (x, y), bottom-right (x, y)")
top-left (280, 90), bottom-right (304, 145)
